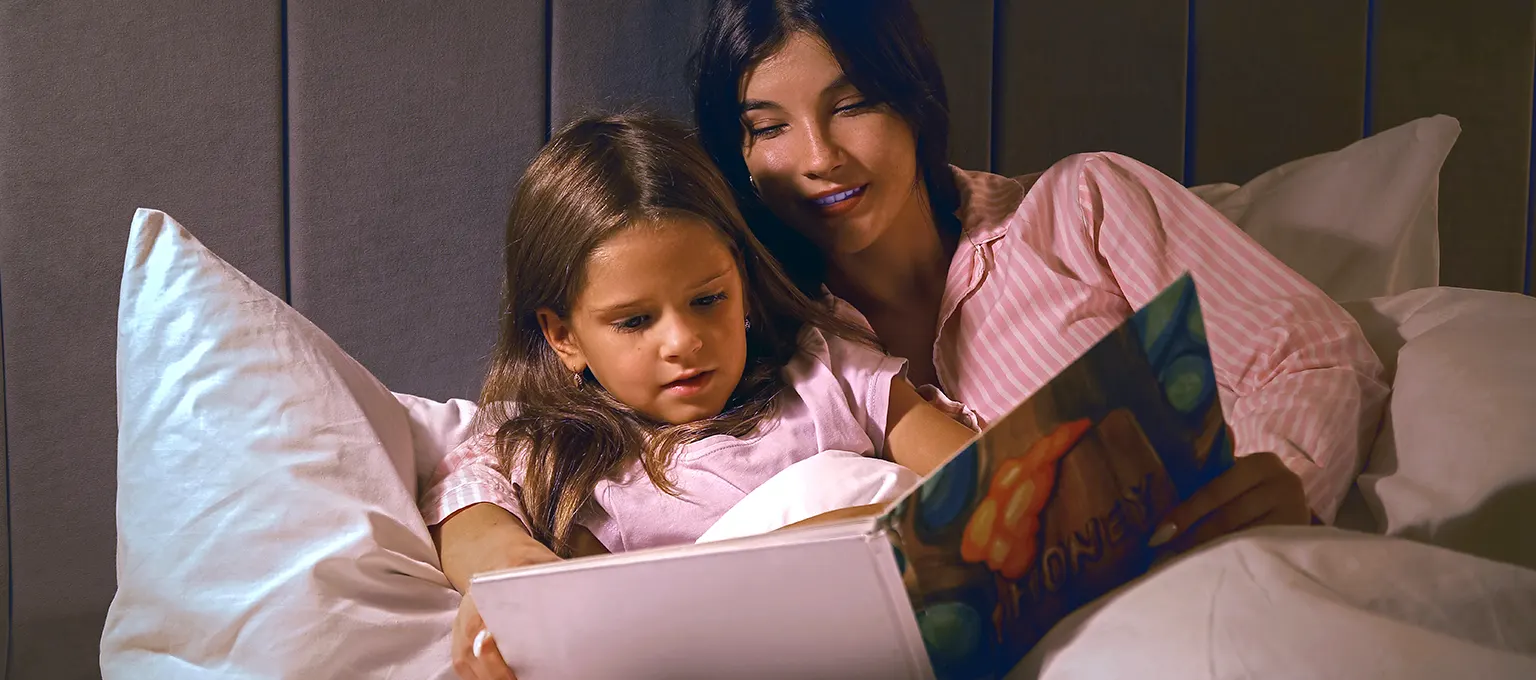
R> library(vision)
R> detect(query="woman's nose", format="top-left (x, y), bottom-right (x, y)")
top-left (801, 121), bottom-right (844, 179)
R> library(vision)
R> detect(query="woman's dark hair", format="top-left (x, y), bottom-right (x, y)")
top-left (481, 112), bottom-right (873, 556)
top-left (690, 0), bottom-right (960, 294)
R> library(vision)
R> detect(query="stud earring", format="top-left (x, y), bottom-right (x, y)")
top-left (744, 317), bottom-right (752, 332)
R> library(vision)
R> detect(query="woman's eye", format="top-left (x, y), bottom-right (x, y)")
top-left (834, 99), bottom-right (870, 115)
top-left (748, 123), bottom-right (785, 140)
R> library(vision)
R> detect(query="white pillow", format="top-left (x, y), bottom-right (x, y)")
top-left (102, 209), bottom-right (459, 679)
top-left (1340, 287), bottom-right (1536, 570)
top-left (396, 391), bottom-right (482, 494)
top-left (1190, 115), bottom-right (1460, 302)
top-left (695, 450), bottom-right (921, 544)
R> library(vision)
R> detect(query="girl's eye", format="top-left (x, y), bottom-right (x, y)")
top-left (614, 315), bottom-right (649, 332)
top-left (693, 292), bottom-right (728, 308)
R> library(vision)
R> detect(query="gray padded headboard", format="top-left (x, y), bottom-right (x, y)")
top-left (2, 1), bottom-right (1532, 677)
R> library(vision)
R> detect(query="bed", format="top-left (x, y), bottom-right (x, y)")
top-left (2, 1), bottom-right (1535, 678)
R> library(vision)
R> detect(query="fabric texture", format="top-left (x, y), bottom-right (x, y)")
top-left (102, 209), bottom-right (457, 679)
top-left (1343, 286), bottom-right (1536, 570)
top-left (420, 326), bottom-right (906, 552)
top-left (1190, 115), bottom-right (1459, 302)
top-left (1014, 526), bottom-right (1536, 679)
top-left (935, 154), bottom-right (1388, 523)
top-left (694, 450), bottom-right (921, 544)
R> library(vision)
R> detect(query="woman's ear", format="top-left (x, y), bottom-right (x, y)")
top-left (536, 308), bottom-right (587, 374)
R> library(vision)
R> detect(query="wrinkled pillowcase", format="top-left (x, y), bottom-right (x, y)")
top-left (1190, 115), bottom-right (1459, 302)
top-left (1339, 287), bottom-right (1536, 570)
top-left (103, 209), bottom-right (460, 679)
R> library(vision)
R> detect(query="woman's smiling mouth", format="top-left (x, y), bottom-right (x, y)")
top-left (808, 184), bottom-right (867, 216)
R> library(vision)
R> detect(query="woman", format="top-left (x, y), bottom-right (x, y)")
top-left (690, 0), bottom-right (1387, 546)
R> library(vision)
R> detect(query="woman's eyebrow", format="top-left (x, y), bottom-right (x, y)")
top-left (740, 76), bottom-right (854, 113)
top-left (741, 98), bottom-right (780, 113)
top-left (820, 75), bottom-right (852, 94)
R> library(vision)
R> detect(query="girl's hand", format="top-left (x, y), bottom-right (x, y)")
top-left (1148, 451), bottom-right (1313, 554)
top-left (452, 593), bottom-right (517, 680)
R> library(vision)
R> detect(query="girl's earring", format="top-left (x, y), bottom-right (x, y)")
top-left (572, 369), bottom-right (585, 388)
top-left (744, 317), bottom-right (752, 332)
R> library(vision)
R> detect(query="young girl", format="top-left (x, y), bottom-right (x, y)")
top-left (423, 113), bottom-right (978, 680)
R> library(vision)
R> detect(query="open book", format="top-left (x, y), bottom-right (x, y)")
top-left (471, 273), bottom-right (1234, 680)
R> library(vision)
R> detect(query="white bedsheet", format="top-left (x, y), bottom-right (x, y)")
top-left (703, 454), bottom-right (1536, 679)
top-left (1019, 526), bottom-right (1536, 679)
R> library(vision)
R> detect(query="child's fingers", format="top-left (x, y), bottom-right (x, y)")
top-left (472, 630), bottom-right (518, 680)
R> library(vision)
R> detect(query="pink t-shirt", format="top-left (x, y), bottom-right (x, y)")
top-left (419, 325), bottom-right (905, 552)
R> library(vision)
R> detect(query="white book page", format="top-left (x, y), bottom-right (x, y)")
top-left (472, 514), bottom-right (882, 582)
top-left (471, 526), bottom-right (933, 680)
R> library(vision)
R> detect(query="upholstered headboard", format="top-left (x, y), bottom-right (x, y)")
top-left (2, 1), bottom-right (1532, 677)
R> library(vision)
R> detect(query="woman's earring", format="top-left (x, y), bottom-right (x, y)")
top-left (744, 317), bottom-right (752, 332)
top-left (748, 175), bottom-right (760, 195)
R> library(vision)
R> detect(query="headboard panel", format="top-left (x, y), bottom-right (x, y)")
top-left (994, 0), bottom-right (1191, 180)
top-left (0, 1), bottom-right (1531, 677)
top-left (0, 3), bottom-right (287, 677)
top-left (285, 0), bottom-right (546, 400)
top-left (550, 0), bottom-right (711, 124)
top-left (1188, 1), bottom-right (1369, 186)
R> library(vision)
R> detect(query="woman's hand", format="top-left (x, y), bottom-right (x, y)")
top-left (1148, 451), bottom-right (1313, 554)
top-left (452, 593), bottom-right (517, 680)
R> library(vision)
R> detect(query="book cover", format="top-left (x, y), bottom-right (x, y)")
top-left (878, 273), bottom-right (1234, 679)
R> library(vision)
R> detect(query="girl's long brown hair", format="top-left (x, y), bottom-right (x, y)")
top-left (481, 113), bottom-right (874, 556)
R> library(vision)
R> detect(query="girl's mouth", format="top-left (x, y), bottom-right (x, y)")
top-left (664, 370), bottom-right (714, 396)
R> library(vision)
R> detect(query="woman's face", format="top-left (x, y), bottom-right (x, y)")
top-left (739, 32), bottom-right (926, 259)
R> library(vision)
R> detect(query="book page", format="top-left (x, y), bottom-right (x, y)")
top-left (472, 514), bottom-right (881, 582)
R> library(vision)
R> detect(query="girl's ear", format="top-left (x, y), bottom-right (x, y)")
top-left (536, 308), bottom-right (587, 374)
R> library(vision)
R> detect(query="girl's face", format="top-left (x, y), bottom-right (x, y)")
top-left (739, 31), bottom-right (927, 259)
top-left (538, 217), bottom-right (750, 426)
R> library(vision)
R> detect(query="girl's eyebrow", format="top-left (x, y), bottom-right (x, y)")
top-left (689, 266), bottom-right (734, 289)
top-left (587, 266), bottom-right (734, 317)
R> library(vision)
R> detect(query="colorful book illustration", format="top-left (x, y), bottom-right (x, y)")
top-left (880, 272), bottom-right (1233, 678)
top-left (470, 273), bottom-right (1233, 680)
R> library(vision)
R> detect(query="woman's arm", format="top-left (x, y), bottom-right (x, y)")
top-left (1050, 152), bottom-right (1389, 522)
top-left (883, 378), bottom-right (978, 476)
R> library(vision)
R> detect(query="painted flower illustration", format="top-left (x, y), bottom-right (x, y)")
top-left (959, 418), bottom-right (1092, 579)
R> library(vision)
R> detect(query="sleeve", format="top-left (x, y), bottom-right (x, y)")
top-left (417, 430), bottom-right (529, 529)
top-left (1036, 152), bottom-right (1390, 522)
top-left (816, 298), bottom-right (982, 453)
top-left (815, 324), bottom-right (908, 458)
